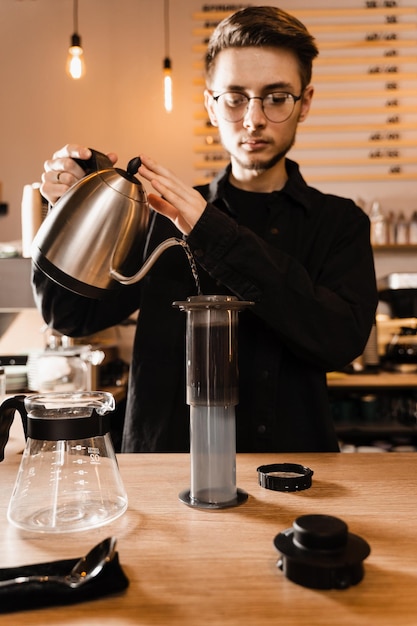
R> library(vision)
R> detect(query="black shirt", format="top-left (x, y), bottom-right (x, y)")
top-left (32, 159), bottom-right (378, 453)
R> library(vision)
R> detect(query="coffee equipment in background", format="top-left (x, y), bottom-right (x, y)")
top-left (385, 325), bottom-right (417, 373)
top-left (378, 273), bottom-right (417, 318)
top-left (26, 330), bottom-right (106, 393)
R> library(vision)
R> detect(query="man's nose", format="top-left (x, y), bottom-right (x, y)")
top-left (243, 97), bottom-right (267, 128)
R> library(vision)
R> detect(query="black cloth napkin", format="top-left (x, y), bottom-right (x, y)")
top-left (0, 549), bottom-right (129, 613)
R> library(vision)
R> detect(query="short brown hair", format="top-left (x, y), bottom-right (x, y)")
top-left (205, 6), bottom-right (318, 89)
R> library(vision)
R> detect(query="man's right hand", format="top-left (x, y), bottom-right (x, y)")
top-left (40, 144), bottom-right (118, 204)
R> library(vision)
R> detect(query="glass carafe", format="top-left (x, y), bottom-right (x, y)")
top-left (0, 392), bottom-right (127, 533)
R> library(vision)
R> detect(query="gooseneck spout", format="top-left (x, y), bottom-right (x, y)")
top-left (110, 237), bottom-right (188, 285)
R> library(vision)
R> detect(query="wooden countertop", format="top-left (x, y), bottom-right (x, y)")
top-left (327, 370), bottom-right (417, 388)
top-left (0, 449), bottom-right (416, 625)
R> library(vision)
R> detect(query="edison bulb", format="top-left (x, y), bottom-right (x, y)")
top-left (163, 58), bottom-right (173, 112)
top-left (66, 34), bottom-right (86, 80)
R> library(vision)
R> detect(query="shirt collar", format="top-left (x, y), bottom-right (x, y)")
top-left (205, 158), bottom-right (313, 215)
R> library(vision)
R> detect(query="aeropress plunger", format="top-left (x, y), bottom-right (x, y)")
top-left (173, 295), bottom-right (253, 509)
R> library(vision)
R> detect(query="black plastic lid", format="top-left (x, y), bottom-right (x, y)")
top-left (274, 514), bottom-right (371, 590)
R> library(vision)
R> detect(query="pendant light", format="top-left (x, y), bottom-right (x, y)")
top-left (66, 0), bottom-right (86, 80)
top-left (163, 0), bottom-right (173, 112)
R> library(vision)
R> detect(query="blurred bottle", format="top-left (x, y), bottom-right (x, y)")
top-left (21, 183), bottom-right (44, 258)
top-left (409, 211), bottom-right (417, 244)
top-left (369, 201), bottom-right (386, 245)
top-left (385, 211), bottom-right (396, 244)
top-left (395, 212), bottom-right (409, 245)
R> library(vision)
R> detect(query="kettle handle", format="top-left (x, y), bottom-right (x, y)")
top-left (72, 148), bottom-right (113, 175)
top-left (0, 395), bottom-right (28, 462)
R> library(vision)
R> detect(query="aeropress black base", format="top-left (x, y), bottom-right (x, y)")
top-left (179, 488), bottom-right (248, 510)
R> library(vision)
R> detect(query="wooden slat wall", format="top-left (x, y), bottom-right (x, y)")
top-left (191, 2), bottom-right (417, 185)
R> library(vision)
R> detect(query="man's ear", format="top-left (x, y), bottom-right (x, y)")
top-left (204, 89), bottom-right (219, 127)
top-left (298, 85), bottom-right (314, 123)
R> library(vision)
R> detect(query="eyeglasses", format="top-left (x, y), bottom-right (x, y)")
top-left (211, 91), bottom-right (303, 123)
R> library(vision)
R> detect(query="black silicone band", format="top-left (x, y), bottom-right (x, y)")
top-left (257, 463), bottom-right (314, 492)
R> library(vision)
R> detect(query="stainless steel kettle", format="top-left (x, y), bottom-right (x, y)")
top-left (32, 149), bottom-right (186, 298)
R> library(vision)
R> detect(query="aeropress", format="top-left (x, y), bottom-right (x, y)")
top-left (174, 296), bottom-right (253, 509)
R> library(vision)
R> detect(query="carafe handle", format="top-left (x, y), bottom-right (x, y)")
top-left (0, 395), bottom-right (28, 462)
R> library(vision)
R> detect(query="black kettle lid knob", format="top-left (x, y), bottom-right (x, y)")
top-left (127, 157), bottom-right (142, 177)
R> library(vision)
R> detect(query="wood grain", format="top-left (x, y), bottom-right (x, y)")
top-left (1, 452), bottom-right (417, 624)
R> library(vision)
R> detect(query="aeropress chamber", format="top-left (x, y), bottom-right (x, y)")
top-left (173, 295), bottom-right (253, 509)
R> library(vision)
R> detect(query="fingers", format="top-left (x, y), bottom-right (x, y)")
top-left (51, 144), bottom-right (92, 160)
top-left (40, 144), bottom-right (117, 205)
top-left (41, 144), bottom-right (89, 204)
top-left (139, 154), bottom-right (206, 234)
top-left (104, 152), bottom-right (118, 166)
top-left (147, 193), bottom-right (193, 234)
top-left (147, 194), bottom-right (177, 220)
top-left (139, 155), bottom-right (193, 202)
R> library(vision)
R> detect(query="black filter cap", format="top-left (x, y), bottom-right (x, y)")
top-left (257, 463), bottom-right (313, 491)
top-left (274, 514), bottom-right (371, 590)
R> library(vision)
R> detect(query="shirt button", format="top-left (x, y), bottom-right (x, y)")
top-left (270, 227), bottom-right (279, 236)
top-left (257, 424), bottom-right (267, 435)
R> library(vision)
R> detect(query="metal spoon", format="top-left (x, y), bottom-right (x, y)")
top-left (0, 536), bottom-right (116, 589)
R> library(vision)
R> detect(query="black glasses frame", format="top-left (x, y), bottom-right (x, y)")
top-left (211, 91), bottom-right (303, 123)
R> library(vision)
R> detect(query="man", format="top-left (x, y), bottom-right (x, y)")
top-left (35, 6), bottom-right (378, 453)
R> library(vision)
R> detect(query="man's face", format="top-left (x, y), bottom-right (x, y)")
top-left (204, 46), bottom-right (313, 176)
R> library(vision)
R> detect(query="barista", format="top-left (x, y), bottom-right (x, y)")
top-left (34, 6), bottom-right (378, 453)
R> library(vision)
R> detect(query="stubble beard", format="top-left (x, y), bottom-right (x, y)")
top-left (230, 133), bottom-right (297, 173)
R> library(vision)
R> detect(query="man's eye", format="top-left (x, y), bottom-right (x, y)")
top-left (225, 94), bottom-right (247, 107)
top-left (270, 93), bottom-right (288, 105)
